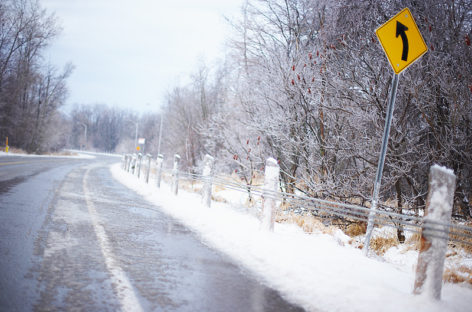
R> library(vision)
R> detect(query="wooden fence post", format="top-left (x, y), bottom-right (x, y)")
top-left (156, 154), bottom-right (164, 188)
top-left (413, 165), bottom-right (456, 300)
top-left (201, 154), bottom-right (214, 207)
top-left (171, 154), bottom-right (180, 195)
top-left (137, 153), bottom-right (143, 178)
top-left (131, 154), bottom-right (137, 175)
top-left (261, 158), bottom-right (280, 231)
top-left (129, 154), bottom-right (134, 173)
top-left (125, 154), bottom-right (131, 172)
top-left (145, 154), bottom-right (152, 183)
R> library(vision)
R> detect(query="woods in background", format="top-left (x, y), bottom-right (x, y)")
top-left (69, 104), bottom-right (162, 155)
top-left (0, 0), bottom-right (72, 153)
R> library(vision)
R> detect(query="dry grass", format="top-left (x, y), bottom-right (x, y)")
top-left (276, 212), bottom-right (367, 247)
top-left (277, 212), bottom-right (344, 236)
top-left (178, 179), bottom-right (202, 193)
top-left (450, 222), bottom-right (472, 254)
top-left (344, 222), bottom-right (367, 237)
top-left (209, 184), bottom-right (229, 203)
top-left (370, 236), bottom-right (399, 255)
top-left (294, 215), bottom-right (325, 233)
top-left (443, 266), bottom-right (472, 285)
top-left (213, 183), bottom-right (227, 193)
top-left (276, 213), bottom-right (321, 233)
top-left (211, 194), bottom-right (228, 203)
top-left (403, 232), bottom-right (422, 251)
top-left (278, 201), bottom-right (292, 212)
top-left (402, 227), bottom-right (472, 255)
top-left (161, 173), bottom-right (172, 184)
top-left (2, 146), bottom-right (27, 154)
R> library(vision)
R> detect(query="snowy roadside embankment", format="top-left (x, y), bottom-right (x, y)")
top-left (66, 149), bottom-right (122, 158)
top-left (110, 163), bottom-right (472, 312)
top-left (0, 151), bottom-right (95, 159)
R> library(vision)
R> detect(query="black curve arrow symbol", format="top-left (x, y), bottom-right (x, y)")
top-left (396, 21), bottom-right (409, 61)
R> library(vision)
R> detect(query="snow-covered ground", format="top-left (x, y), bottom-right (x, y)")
top-left (0, 150), bottom-right (96, 159)
top-left (66, 149), bottom-right (122, 158)
top-left (0, 149), bottom-right (123, 159)
top-left (110, 163), bottom-right (472, 312)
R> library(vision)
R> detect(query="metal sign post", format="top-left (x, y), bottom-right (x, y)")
top-left (363, 73), bottom-right (399, 255)
top-left (363, 7), bottom-right (427, 255)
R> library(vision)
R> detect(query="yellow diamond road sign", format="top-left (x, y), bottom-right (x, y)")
top-left (376, 8), bottom-right (428, 74)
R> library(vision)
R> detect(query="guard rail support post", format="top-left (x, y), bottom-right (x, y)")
top-left (127, 154), bottom-right (132, 172)
top-left (137, 153), bottom-right (143, 178)
top-left (131, 154), bottom-right (137, 175)
top-left (413, 165), bottom-right (456, 300)
top-left (145, 154), bottom-right (152, 183)
top-left (171, 154), bottom-right (181, 195)
top-left (156, 154), bottom-right (164, 188)
top-left (122, 155), bottom-right (126, 170)
top-left (261, 157), bottom-right (280, 231)
top-left (201, 154), bottom-right (214, 208)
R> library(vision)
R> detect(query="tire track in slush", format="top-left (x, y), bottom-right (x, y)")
top-left (83, 166), bottom-right (144, 312)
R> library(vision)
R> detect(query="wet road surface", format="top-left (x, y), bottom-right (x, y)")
top-left (0, 154), bottom-right (304, 311)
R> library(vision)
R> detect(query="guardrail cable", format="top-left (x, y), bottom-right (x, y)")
top-left (167, 169), bottom-right (472, 246)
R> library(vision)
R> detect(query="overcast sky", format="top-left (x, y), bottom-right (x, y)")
top-left (41, 0), bottom-right (242, 113)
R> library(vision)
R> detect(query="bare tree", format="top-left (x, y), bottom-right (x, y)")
top-left (0, 0), bottom-right (71, 153)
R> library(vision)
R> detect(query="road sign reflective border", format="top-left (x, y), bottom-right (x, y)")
top-left (376, 8), bottom-right (428, 74)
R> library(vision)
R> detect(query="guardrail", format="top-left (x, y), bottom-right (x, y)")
top-left (122, 152), bottom-right (472, 300)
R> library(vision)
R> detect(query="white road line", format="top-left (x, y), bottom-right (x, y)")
top-left (83, 167), bottom-right (144, 312)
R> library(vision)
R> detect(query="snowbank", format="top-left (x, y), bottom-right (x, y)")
top-left (110, 163), bottom-right (472, 312)
top-left (67, 149), bottom-right (122, 158)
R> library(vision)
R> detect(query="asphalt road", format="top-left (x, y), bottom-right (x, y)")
top-left (0, 154), bottom-right (304, 311)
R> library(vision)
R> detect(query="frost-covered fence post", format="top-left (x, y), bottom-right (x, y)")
top-left (171, 154), bottom-right (180, 195)
top-left (201, 154), bottom-right (214, 208)
top-left (145, 154), bottom-right (152, 184)
top-left (125, 154), bottom-right (130, 172)
top-left (131, 154), bottom-right (137, 175)
top-left (413, 165), bottom-right (456, 300)
top-left (131, 154), bottom-right (136, 175)
top-left (126, 154), bottom-right (133, 172)
top-left (156, 154), bottom-right (164, 188)
top-left (137, 153), bottom-right (143, 178)
top-left (261, 158), bottom-right (280, 231)
top-left (128, 154), bottom-right (132, 172)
